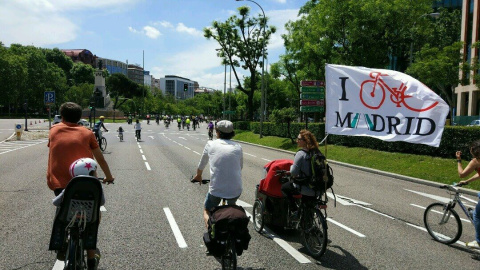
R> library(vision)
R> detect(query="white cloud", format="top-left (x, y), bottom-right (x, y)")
top-left (176, 23), bottom-right (203, 37)
top-left (151, 41), bottom-right (244, 90)
top-left (0, 0), bottom-right (140, 46)
top-left (128, 26), bottom-right (161, 39)
top-left (266, 9), bottom-right (300, 50)
top-left (154, 21), bottom-right (174, 29)
top-left (272, 0), bottom-right (287, 3)
top-left (143, 26), bottom-right (161, 39)
top-left (0, 1), bottom-right (77, 46)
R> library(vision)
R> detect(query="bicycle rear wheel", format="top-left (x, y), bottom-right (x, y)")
top-left (424, 202), bottom-right (462, 244)
top-left (221, 235), bottom-right (237, 270)
top-left (64, 233), bottom-right (84, 270)
top-left (100, 137), bottom-right (107, 151)
top-left (301, 208), bottom-right (328, 258)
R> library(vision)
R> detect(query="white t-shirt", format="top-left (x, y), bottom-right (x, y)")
top-left (198, 139), bottom-right (243, 199)
top-left (134, 123), bottom-right (142, 130)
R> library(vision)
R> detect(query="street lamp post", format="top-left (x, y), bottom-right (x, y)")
top-left (236, 0), bottom-right (266, 138)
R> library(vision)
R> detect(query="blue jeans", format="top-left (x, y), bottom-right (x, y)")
top-left (204, 193), bottom-right (239, 211)
top-left (474, 193), bottom-right (480, 244)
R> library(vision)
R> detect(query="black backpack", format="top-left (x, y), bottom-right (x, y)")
top-left (303, 149), bottom-right (334, 193)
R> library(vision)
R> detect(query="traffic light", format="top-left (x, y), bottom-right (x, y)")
top-left (89, 101), bottom-right (95, 110)
top-left (183, 83), bottom-right (188, 91)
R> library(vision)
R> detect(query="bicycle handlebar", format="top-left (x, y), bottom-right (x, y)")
top-left (97, 177), bottom-right (114, 185)
top-left (190, 176), bottom-right (210, 184)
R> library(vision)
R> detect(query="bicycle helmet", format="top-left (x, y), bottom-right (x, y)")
top-left (69, 158), bottom-right (98, 177)
top-left (99, 116), bottom-right (105, 119)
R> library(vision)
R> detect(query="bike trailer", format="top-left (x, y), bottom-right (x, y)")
top-left (49, 176), bottom-right (103, 251)
top-left (203, 205), bottom-right (251, 257)
top-left (256, 159), bottom-right (297, 228)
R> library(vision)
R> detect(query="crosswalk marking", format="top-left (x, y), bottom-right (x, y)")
top-left (0, 139), bottom-right (48, 155)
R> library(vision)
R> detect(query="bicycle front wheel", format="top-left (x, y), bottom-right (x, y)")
top-left (301, 208), bottom-right (328, 258)
top-left (424, 202), bottom-right (462, 244)
top-left (253, 200), bottom-right (265, 233)
top-left (221, 236), bottom-right (237, 270)
top-left (100, 137), bottom-right (107, 151)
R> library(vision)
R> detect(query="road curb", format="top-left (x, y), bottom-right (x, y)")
top-left (234, 139), bottom-right (479, 197)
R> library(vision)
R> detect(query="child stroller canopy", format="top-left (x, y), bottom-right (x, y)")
top-left (259, 159), bottom-right (293, 198)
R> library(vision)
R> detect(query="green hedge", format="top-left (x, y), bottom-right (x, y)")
top-left (233, 121), bottom-right (480, 160)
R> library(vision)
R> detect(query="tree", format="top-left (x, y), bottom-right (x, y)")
top-left (64, 83), bottom-right (95, 108)
top-left (106, 73), bottom-right (142, 112)
top-left (71, 62), bottom-right (95, 85)
top-left (406, 42), bottom-right (463, 114)
top-left (204, 6), bottom-right (276, 120)
top-left (0, 46), bottom-right (27, 114)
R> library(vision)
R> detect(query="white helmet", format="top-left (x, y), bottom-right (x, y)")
top-left (69, 158), bottom-right (98, 177)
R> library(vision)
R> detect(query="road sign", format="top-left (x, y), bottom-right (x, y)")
top-left (301, 80), bottom-right (325, 87)
top-left (300, 106), bottom-right (324, 112)
top-left (300, 100), bottom-right (324, 106)
top-left (300, 86), bottom-right (325, 93)
top-left (300, 93), bottom-right (324, 100)
top-left (44, 91), bottom-right (55, 105)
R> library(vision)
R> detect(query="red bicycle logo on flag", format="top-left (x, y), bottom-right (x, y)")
top-left (359, 72), bottom-right (438, 112)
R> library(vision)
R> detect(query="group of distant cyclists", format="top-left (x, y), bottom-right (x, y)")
top-left (46, 101), bottom-right (480, 270)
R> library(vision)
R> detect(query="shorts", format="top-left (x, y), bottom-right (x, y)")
top-left (204, 192), bottom-right (239, 211)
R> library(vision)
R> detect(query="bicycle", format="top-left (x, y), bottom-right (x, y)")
top-left (424, 183), bottom-right (477, 245)
top-left (253, 170), bottom-right (329, 258)
top-left (190, 178), bottom-right (246, 270)
top-left (359, 72), bottom-right (439, 112)
top-left (50, 176), bottom-right (113, 270)
top-left (94, 131), bottom-right (107, 152)
top-left (135, 130), bottom-right (141, 142)
top-left (208, 129), bottom-right (213, 140)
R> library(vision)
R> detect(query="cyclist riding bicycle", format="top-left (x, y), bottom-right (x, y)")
top-left (207, 121), bottom-right (214, 140)
top-left (117, 126), bottom-right (124, 141)
top-left (192, 120), bottom-right (243, 228)
top-left (47, 102), bottom-right (114, 269)
top-left (456, 140), bottom-right (480, 249)
top-left (281, 129), bottom-right (319, 218)
top-left (186, 117), bottom-right (191, 131)
top-left (92, 116), bottom-right (109, 149)
top-left (134, 119), bottom-right (142, 140)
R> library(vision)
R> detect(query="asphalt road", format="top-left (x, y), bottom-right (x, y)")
top-left (0, 119), bottom-right (479, 270)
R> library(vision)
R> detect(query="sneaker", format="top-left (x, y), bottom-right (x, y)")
top-left (205, 248), bottom-right (213, 256)
top-left (87, 250), bottom-right (101, 270)
top-left (466, 241), bottom-right (480, 249)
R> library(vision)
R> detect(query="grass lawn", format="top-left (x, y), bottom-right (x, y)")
top-left (234, 130), bottom-right (480, 191)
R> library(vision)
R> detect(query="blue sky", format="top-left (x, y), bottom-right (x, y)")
top-left (0, 0), bottom-right (304, 90)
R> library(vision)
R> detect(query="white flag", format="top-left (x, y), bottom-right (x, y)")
top-left (325, 64), bottom-right (449, 147)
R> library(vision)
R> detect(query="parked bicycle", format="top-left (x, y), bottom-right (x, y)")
top-left (253, 169), bottom-right (328, 258)
top-left (424, 183), bottom-right (477, 245)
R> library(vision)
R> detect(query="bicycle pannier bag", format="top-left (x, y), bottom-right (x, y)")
top-left (203, 205), bottom-right (251, 256)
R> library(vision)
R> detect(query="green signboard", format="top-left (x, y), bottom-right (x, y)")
top-left (300, 106), bottom-right (324, 112)
top-left (300, 93), bottom-right (324, 100)
top-left (301, 86), bottom-right (325, 93)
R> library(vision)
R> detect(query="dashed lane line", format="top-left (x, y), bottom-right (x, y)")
top-left (164, 207), bottom-right (188, 248)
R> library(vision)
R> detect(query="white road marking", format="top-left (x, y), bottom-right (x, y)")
top-left (236, 199), bottom-right (252, 208)
top-left (261, 158), bottom-right (272, 162)
top-left (145, 162), bottom-right (151, 170)
top-left (244, 210), bottom-right (311, 264)
top-left (405, 223), bottom-right (468, 246)
top-left (138, 145), bottom-right (142, 149)
top-left (140, 149), bottom-right (143, 154)
top-left (100, 206), bottom-right (106, 212)
top-left (164, 207), bottom-right (188, 248)
top-left (184, 147), bottom-right (191, 150)
top-left (142, 155), bottom-right (146, 160)
top-left (52, 260), bottom-right (64, 270)
top-left (327, 193), bottom-right (371, 206)
top-left (178, 143), bottom-right (183, 147)
top-left (149, 136), bottom-right (154, 139)
top-left (179, 137), bottom-right (187, 140)
top-left (404, 189), bottom-right (450, 203)
top-left (244, 152), bottom-right (257, 157)
top-left (193, 151), bottom-right (201, 155)
top-left (327, 218), bottom-right (366, 237)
